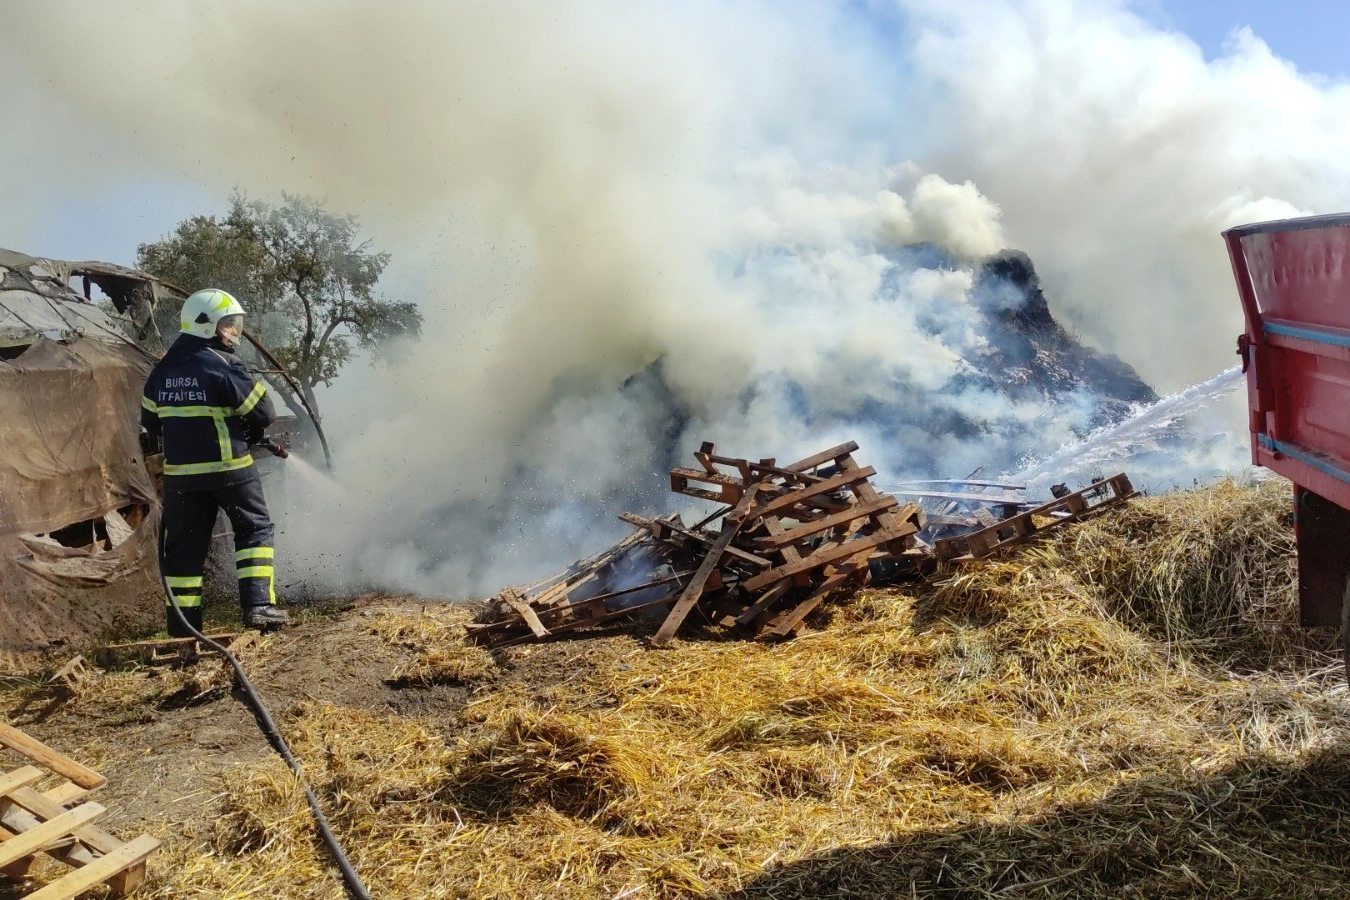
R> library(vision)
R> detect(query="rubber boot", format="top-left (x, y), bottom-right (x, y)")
top-left (244, 606), bottom-right (291, 629)
top-left (167, 604), bottom-right (204, 638)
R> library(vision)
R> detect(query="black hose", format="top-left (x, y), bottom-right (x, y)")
top-left (157, 515), bottom-right (372, 900)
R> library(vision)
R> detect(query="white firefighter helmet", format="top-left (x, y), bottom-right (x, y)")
top-left (180, 289), bottom-right (246, 338)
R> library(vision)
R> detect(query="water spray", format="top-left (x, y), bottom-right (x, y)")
top-left (1012, 366), bottom-right (1245, 485)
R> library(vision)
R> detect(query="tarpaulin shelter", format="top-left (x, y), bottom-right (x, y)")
top-left (0, 249), bottom-right (172, 662)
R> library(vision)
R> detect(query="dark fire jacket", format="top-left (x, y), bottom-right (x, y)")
top-left (141, 334), bottom-right (275, 491)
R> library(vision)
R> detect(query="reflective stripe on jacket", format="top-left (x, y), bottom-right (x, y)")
top-left (141, 334), bottom-right (276, 490)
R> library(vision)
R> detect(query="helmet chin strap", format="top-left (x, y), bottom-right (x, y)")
top-left (218, 330), bottom-right (242, 350)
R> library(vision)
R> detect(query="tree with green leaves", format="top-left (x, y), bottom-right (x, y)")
top-left (136, 192), bottom-right (422, 416)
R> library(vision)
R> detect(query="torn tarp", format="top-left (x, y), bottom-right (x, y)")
top-left (0, 261), bottom-right (164, 662)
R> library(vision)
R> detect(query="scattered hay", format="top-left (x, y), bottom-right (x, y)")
top-left (751, 747), bottom-right (846, 799)
top-left (1042, 478), bottom-right (1302, 665)
top-left (1, 637), bottom-right (271, 728)
top-left (367, 604), bottom-right (498, 685)
top-left (450, 709), bottom-right (650, 823)
top-left (130, 480), bottom-right (1350, 898)
top-left (389, 644), bottom-right (497, 686)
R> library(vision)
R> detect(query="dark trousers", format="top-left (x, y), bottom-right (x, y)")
top-left (161, 477), bottom-right (277, 637)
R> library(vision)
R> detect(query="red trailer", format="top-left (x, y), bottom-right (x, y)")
top-left (1225, 214), bottom-right (1350, 657)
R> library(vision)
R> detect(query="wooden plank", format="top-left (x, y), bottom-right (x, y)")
top-left (95, 632), bottom-right (244, 669)
top-left (41, 782), bottom-right (89, 808)
top-left (0, 766), bottom-right (44, 799)
top-left (652, 486), bottom-right (758, 647)
top-left (0, 787), bottom-right (137, 890)
top-left (471, 571), bottom-right (695, 640)
top-left (694, 456), bottom-right (826, 485)
top-left (0, 725), bottom-right (106, 790)
top-left (783, 441), bottom-right (859, 473)
top-left (746, 461), bottom-right (824, 484)
top-left (529, 531), bottom-right (648, 608)
top-left (838, 456), bottom-right (921, 546)
top-left (754, 495), bottom-right (899, 548)
top-left (671, 466), bottom-right (746, 490)
top-left (743, 522), bottom-right (915, 592)
top-left (671, 468), bottom-right (745, 505)
top-left (0, 771), bottom-right (49, 855)
top-left (622, 513), bottom-right (772, 568)
top-left (924, 514), bottom-right (979, 527)
top-left (26, 834), bottom-right (160, 900)
top-left (519, 528), bottom-right (650, 597)
top-left (4, 786), bottom-right (120, 854)
top-left (500, 593), bottom-right (549, 639)
top-left (51, 656), bottom-right (97, 694)
top-left (497, 588), bottom-right (688, 647)
top-left (671, 483), bottom-right (738, 505)
top-left (693, 442), bottom-right (719, 475)
top-left (749, 516), bottom-right (805, 597)
top-left (618, 513), bottom-right (683, 545)
top-left (0, 815), bottom-right (34, 877)
top-left (735, 467), bottom-right (876, 523)
top-left (761, 517), bottom-right (802, 564)
top-left (735, 581), bottom-right (792, 627)
top-left (759, 550), bottom-right (873, 639)
top-left (0, 802), bottom-right (105, 869)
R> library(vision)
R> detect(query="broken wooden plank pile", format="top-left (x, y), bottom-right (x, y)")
top-left (0, 722), bottom-right (159, 898)
top-left (469, 439), bottom-right (1137, 648)
top-left (932, 472), bottom-right (1136, 561)
top-left (890, 479), bottom-right (1038, 535)
top-left (889, 474), bottom-right (1136, 555)
top-left (470, 440), bottom-right (925, 646)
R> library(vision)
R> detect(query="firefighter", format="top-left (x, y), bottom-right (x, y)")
top-left (141, 289), bottom-right (290, 635)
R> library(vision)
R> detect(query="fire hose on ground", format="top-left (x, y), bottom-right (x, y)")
top-left (157, 515), bottom-right (372, 900)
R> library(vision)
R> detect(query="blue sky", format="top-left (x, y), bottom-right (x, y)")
top-left (1140, 0), bottom-right (1350, 78)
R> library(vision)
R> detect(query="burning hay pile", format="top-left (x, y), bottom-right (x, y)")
top-left (129, 479), bottom-right (1350, 899)
top-left (472, 440), bottom-right (1136, 647)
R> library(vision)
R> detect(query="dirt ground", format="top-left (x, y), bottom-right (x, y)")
top-left (3, 517), bottom-right (1350, 900)
top-left (0, 595), bottom-right (648, 897)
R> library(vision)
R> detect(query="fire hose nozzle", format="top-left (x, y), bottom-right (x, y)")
top-left (255, 438), bottom-right (290, 459)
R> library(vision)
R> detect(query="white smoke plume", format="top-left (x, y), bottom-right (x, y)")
top-left (0, 0), bottom-right (1335, 595)
top-left (901, 0), bottom-right (1350, 385)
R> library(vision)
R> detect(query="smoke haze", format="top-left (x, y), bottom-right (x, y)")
top-left (0, 0), bottom-right (1340, 594)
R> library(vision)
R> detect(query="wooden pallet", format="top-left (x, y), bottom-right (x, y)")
top-left (0, 722), bottom-right (160, 897)
top-left (654, 442), bottom-right (924, 644)
top-left (95, 631), bottom-right (254, 669)
top-left (933, 473), bottom-right (1137, 561)
top-left (472, 440), bottom-right (925, 647)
